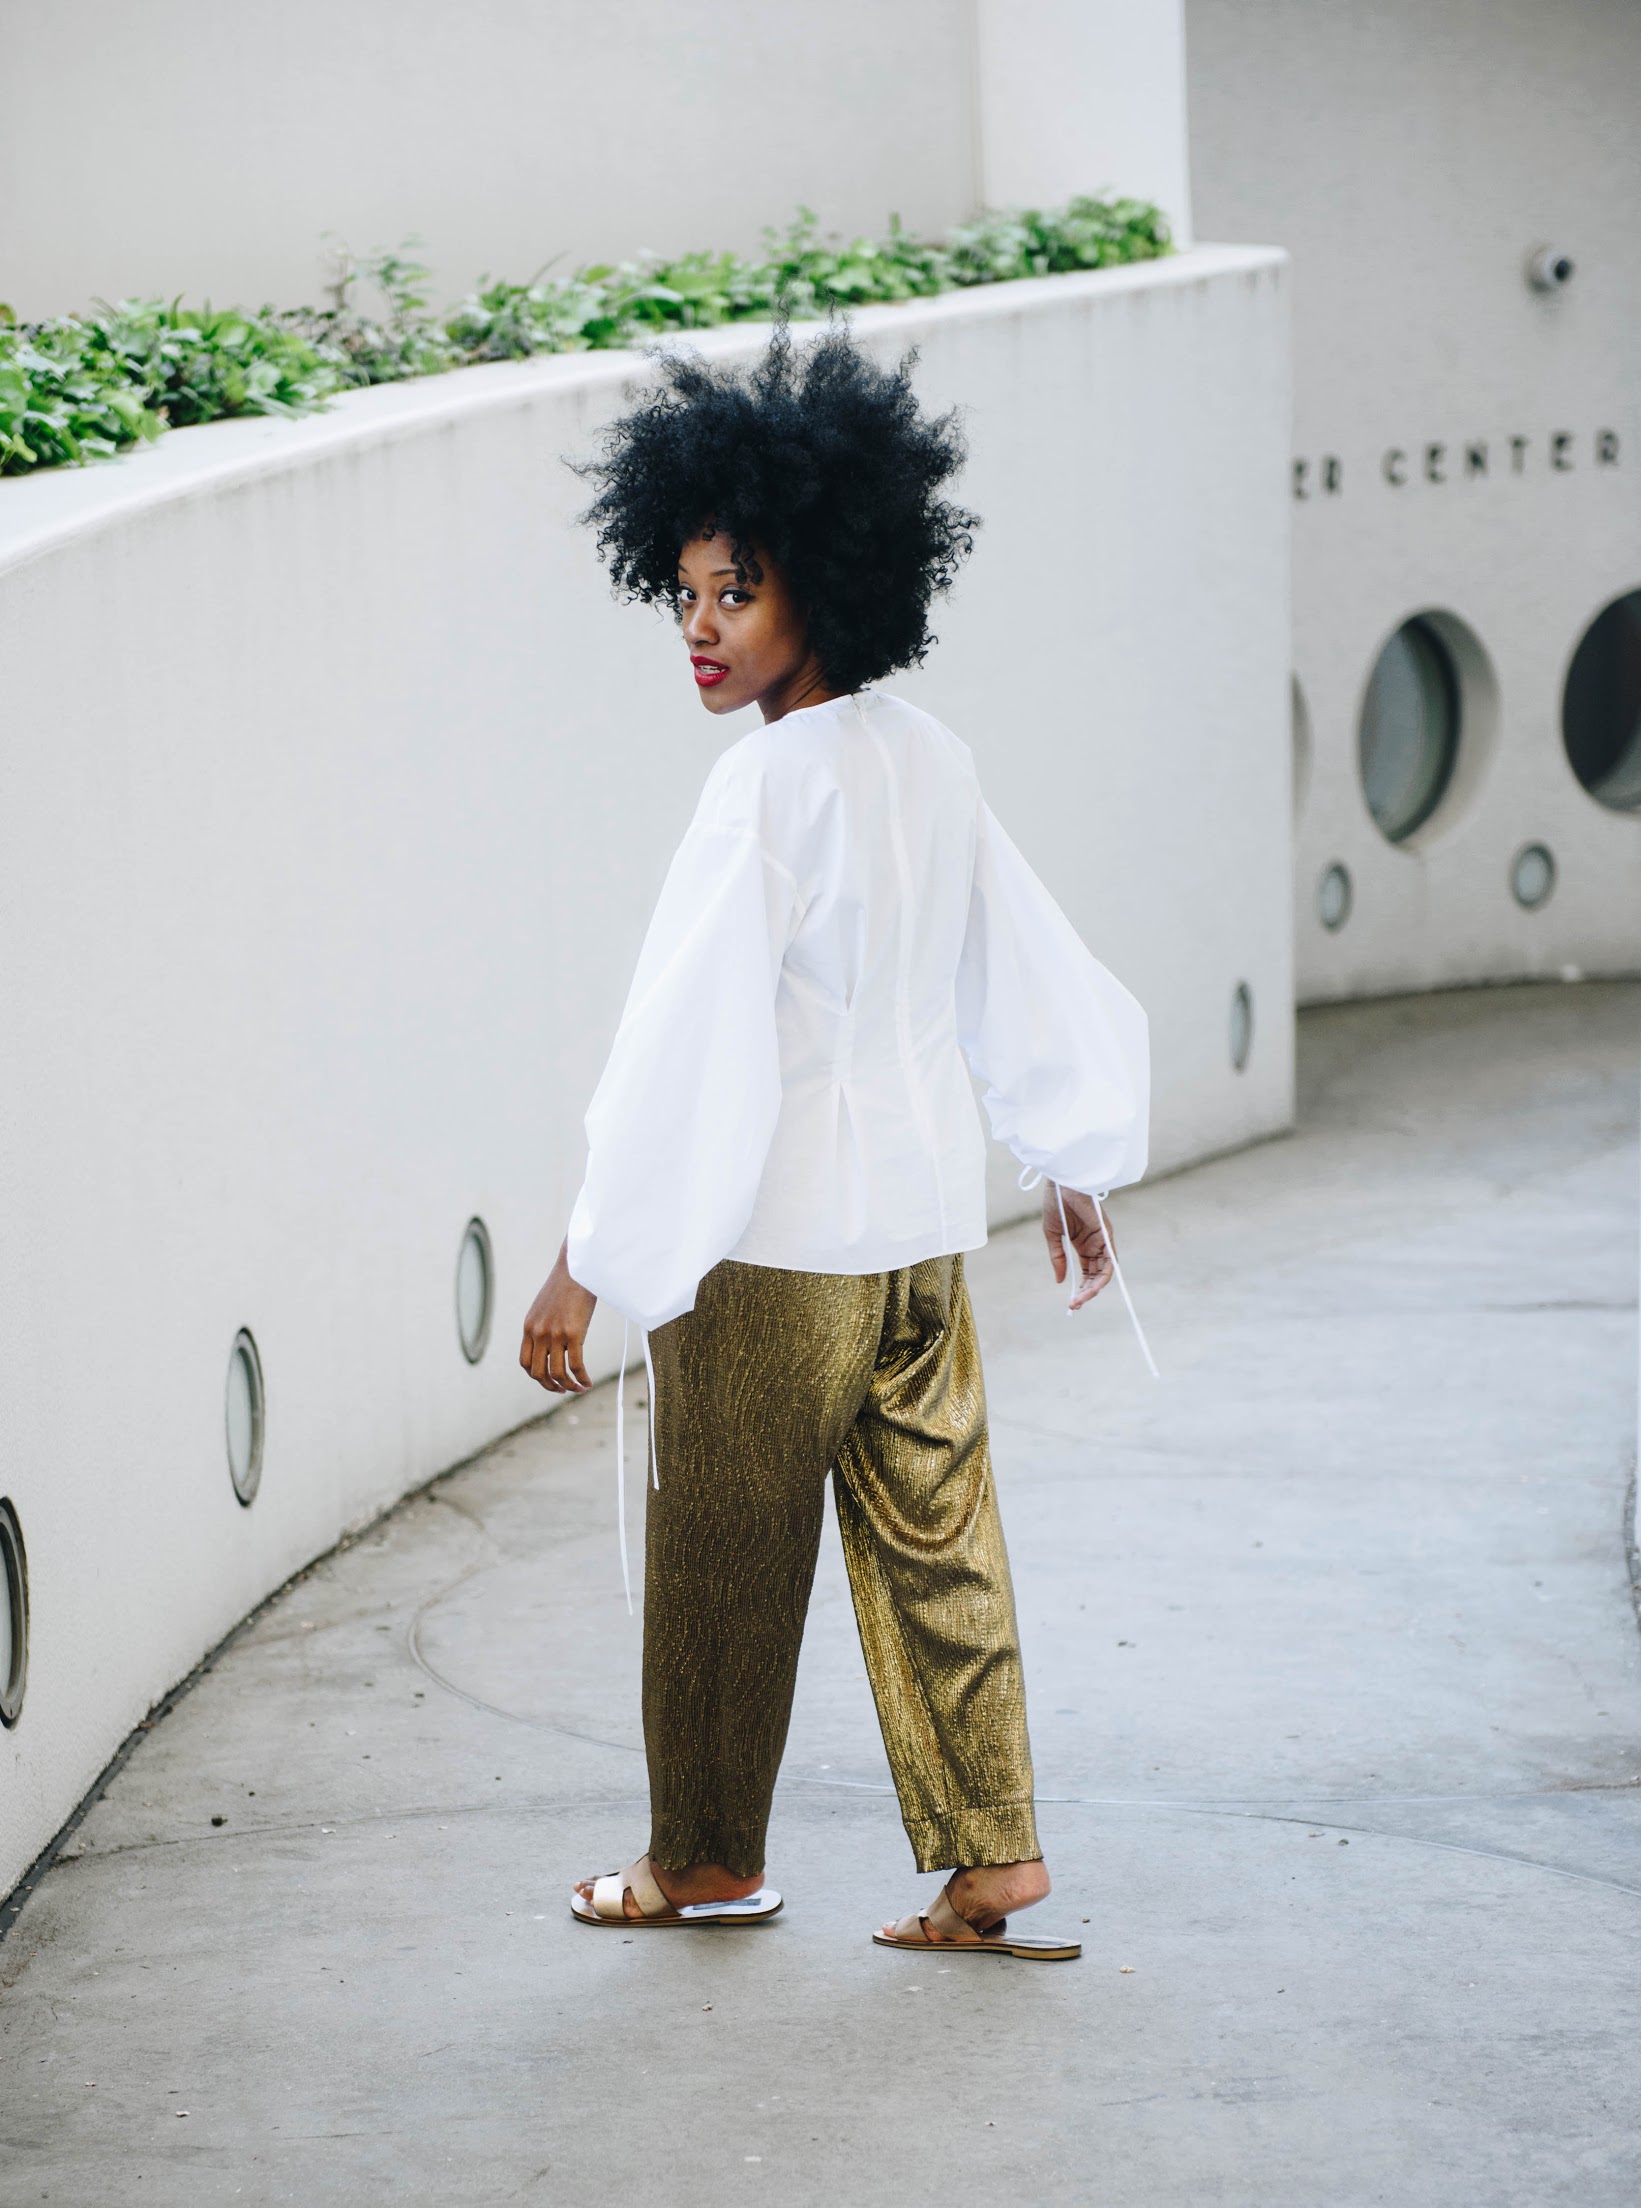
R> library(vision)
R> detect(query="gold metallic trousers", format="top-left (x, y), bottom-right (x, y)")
top-left (644, 1254), bottom-right (1040, 1877)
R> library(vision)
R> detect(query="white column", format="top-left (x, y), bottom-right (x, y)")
top-left (972, 0), bottom-right (1193, 247)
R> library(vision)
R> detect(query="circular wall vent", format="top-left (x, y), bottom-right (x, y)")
top-left (226, 1331), bottom-right (265, 1506)
top-left (0, 1500), bottom-right (28, 1727)
top-left (1510, 843), bottom-right (1557, 911)
top-left (456, 1217), bottom-right (495, 1365)
top-left (1317, 862), bottom-right (1353, 932)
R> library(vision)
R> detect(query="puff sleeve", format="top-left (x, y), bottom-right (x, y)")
top-left (955, 799), bottom-right (1149, 1195)
top-left (566, 779), bottom-right (800, 1332)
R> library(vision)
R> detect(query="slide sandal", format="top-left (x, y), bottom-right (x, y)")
top-left (872, 1879), bottom-right (1081, 1961)
top-left (571, 1854), bottom-right (783, 1928)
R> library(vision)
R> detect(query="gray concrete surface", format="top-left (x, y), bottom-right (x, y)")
top-left (2, 983), bottom-right (1638, 2207)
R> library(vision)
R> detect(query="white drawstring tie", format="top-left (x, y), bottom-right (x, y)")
top-left (614, 1320), bottom-right (634, 1615)
top-left (1019, 1167), bottom-right (1159, 1379)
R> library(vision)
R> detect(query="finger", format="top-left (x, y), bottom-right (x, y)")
top-left (1076, 1228), bottom-right (1112, 1272)
top-left (549, 1336), bottom-right (578, 1393)
top-left (1043, 1220), bottom-right (1066, 1284)
top-left (1068, 1228), bottom-right (1106, 1277)
top-left (1069, 1251), bottom-right (1114, 1309)
top-left (531, 1333), bottom-right (559, 1390)
top-left (567, 1340), bottom-right (592, 1392)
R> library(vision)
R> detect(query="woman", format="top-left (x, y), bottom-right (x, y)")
top-left (520, 328), bottom-right (1147, 1960)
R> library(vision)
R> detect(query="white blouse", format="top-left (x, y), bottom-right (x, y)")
top-left (567, 689), bottom-right (1149, 1333)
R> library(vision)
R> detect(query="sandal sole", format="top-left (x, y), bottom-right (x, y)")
top-left (570, 1897), bottom-right (784, 1929)
top-left (871, 1930), bottom-right (1081, 1961)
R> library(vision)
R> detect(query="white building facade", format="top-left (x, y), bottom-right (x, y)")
top-left (1188, 0), bottom-right (1641, 1001)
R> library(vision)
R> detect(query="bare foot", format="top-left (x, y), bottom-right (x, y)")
top-left (574, 1856), bottom-right (765, 1921)
top-left (880, 1857), bottom-right (1051, 1941)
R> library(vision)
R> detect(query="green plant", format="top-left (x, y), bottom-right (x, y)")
top-left (0, 308), bottom-right (163, 471)
top-left (102, 298), bottom-right (343, 424)
top-left (0, 194), bottom-right (1171, 478)
top-left (287, 243), bottom-right (462, 385)
top-left (0, 297), bottom-right (340, 472)
top-left (946, 195), bottom-right (1172, 284)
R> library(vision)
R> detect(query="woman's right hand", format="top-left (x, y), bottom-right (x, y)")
top-left (519, 1240), bottom-right (598, 1392)
top-left (1042, 1185), bottom-right (1116, 1311)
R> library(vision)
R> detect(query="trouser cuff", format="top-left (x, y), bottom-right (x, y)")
top-left (903, 1800), bottom-right (1042, 1873)
top-left (648, 1825), bottom-right (769, 1880)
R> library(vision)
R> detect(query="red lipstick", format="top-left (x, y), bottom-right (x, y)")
top-left (691, 656), bottom-right (730, 688)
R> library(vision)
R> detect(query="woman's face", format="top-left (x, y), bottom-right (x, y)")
top-left (676, 533), bottom-right (838, 723)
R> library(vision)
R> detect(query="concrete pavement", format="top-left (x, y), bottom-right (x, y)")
top-left (2, 982), bottom-right (1638, 2206)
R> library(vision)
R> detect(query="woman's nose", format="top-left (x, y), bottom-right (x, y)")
top-left (683, 602), bottom-right (716, 647)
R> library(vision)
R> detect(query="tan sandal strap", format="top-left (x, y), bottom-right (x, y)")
top-left (589, 1872), bottom-right (629, 1921)
top-left (926, 1884), bottom-right (988, 1944)
top-left (624, 1855), bottom-right (673, 1919)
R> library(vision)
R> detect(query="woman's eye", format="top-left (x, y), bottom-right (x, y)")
top-left (723, 590), bottom-right (750, 607)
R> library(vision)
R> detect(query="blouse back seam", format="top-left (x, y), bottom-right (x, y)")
top-left (855, 696), bottom-right (951, 1249)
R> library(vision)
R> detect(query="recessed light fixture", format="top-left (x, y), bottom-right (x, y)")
top-left (1510, 843), bottom-right (1556, 911)
top-left (456, 1218), bottom-right (494, 1364)
top-left (226, 1331), bottom-right (265, 1506)
top-left (1317, 862), bottom-right (1353, 932)
top-left (0, 1501), bottom-right (28, 1727)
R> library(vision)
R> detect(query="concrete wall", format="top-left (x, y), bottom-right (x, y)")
top-left (0, 0), bottom-right (1199, 323)
top-left (0, 0), bottom-right (976, 317)
top-left (976, 0), bottom-right (1192, 245)
top-left (0, 248), bottom-right (1291, 1896)
top-left (1187, 0), bottom-right (1641, 1002)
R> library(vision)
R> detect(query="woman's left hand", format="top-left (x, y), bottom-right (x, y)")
top-left (1042, 1185), bottom-right (1115, 1310)
top-left (519, 1240), bottom-right (598, 1391)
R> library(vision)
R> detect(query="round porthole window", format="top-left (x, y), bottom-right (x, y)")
top-left (1511, 842), bottom-right (1556, 910)
top-left (1359, 616), bottom-right (1462, 844)
top-left (1562, 589), bottom-right (1641, 811)
top-left (456, 1217), bottom-right (494, 1365)
top-left (1229, 982), bottom-right (1254, 1073)
top-left (0, 1500), bottom-right (29, 1727)
top-left (226, 1330), bottom-right (265, 1507)
top-left (1317, 862), bottom-right (1353, 932)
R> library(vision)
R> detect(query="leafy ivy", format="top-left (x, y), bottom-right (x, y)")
top-left (0, 196), bottom-right (1169, 477)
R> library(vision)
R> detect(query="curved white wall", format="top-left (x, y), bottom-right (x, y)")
top-left (1188, 0), bottom-right (1641, 1001)
top-left (0, 248), bottom-right (1291, 1896)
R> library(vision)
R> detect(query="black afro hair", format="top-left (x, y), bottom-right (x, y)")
top-left (577, 325), bottom-right (978, 695)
